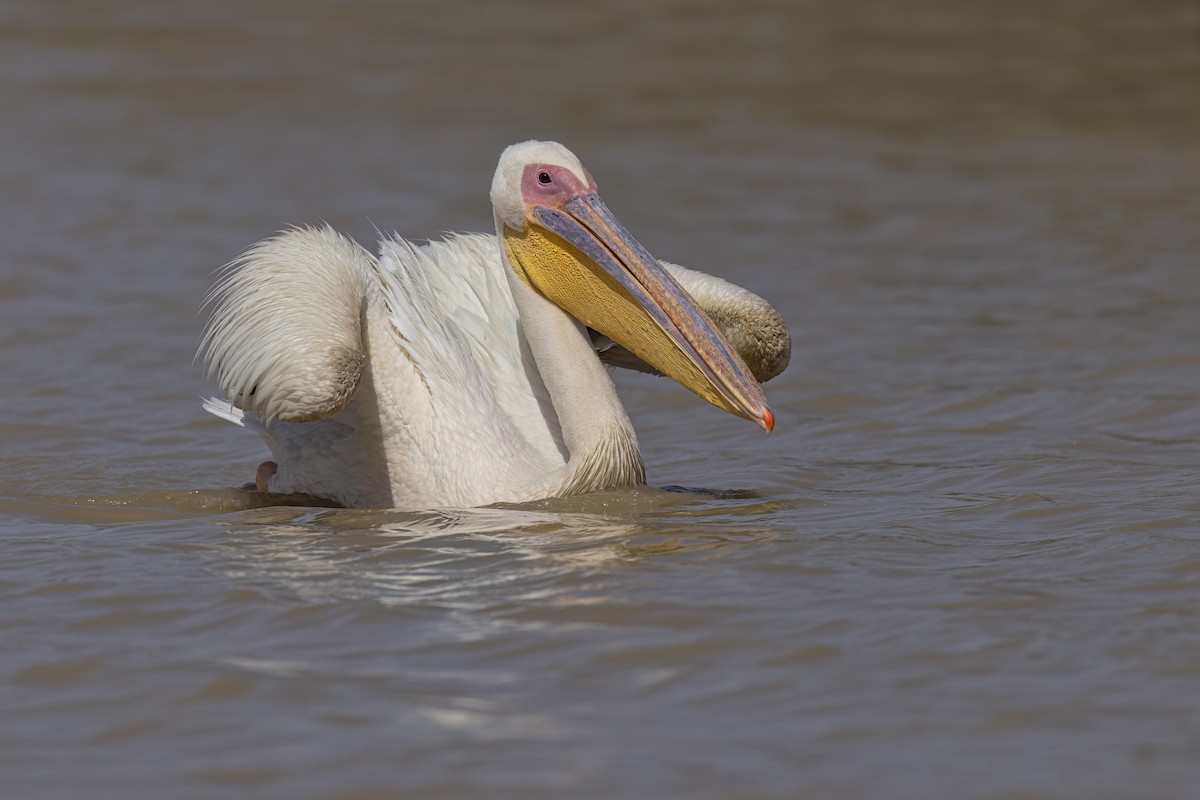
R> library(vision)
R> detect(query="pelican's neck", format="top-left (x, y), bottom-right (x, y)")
top-left (497, 222), bottom-right (645, 495)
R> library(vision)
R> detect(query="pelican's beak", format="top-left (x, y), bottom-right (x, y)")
top-left (503, 192), bottom-right (773, 432)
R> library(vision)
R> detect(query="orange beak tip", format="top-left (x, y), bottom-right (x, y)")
top-left (760, 406), bottom-right (774, 433)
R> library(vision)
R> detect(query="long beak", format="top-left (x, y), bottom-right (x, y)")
top-left (503, 192), bottom-right (773, 432)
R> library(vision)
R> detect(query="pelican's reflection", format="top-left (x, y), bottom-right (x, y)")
top-left (210, 485), bottom-right (779, 607)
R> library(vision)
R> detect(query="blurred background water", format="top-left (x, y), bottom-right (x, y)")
top-left (0, 1), bottom-right (1197, 798)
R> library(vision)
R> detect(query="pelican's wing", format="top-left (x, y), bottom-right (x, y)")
top-left (200, 226), bottom-right (375, 422)
top-left (376, 232), bottom-right (564, 464)
top-left (593, 260), bottom-right (791, 383)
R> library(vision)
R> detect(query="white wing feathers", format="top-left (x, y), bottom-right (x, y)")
top-left (375, 234), bottom-right (491, 399)
top-left (200, 226), bottom-right (373, 423)
top-left (376, 232), bottom-right (561, 460)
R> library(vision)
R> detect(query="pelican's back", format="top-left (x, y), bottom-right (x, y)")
top-left (203, 228), bottom-right (567, 508)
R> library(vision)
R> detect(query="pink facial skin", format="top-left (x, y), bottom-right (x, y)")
top-left (520, 163), bottom-right (598, 210)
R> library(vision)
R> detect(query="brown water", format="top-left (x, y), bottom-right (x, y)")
top-left (2, 1), bottom-right (1198, 797)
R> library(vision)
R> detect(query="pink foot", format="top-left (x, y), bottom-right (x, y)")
top-left (255, 461), bottom-right (278, 493)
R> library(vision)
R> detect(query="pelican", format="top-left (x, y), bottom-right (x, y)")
top-left (200, 141), bottom-right (790, 509)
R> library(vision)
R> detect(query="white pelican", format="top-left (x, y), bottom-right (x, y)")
top-left (201, 141), bottom-right (790, 509)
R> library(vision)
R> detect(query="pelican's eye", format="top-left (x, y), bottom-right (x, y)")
top-left (537, 171), bottom-right (552, 185)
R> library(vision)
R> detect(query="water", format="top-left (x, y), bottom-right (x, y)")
top-left (1, 1), bottom-right (1198, 797)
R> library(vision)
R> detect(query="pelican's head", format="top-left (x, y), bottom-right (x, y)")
top-left (492, 140), bottom-right (773, 432)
